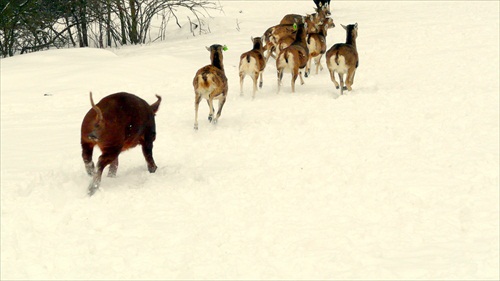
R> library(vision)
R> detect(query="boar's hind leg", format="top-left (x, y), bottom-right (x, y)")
top-left (82, 142), bottom-right (95, 176)
top-left (108, 157), bottom-right (118, 177)
top-left (88, 148), bottom-right (121, 196)
top-left (141, 136), bottom-right (157, 173)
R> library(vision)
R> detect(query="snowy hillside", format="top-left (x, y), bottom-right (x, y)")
top-left (1, 1), bottom-right (499, 280)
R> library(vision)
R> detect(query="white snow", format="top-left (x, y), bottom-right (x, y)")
top-left (1, 1), bottom-right (499, 279)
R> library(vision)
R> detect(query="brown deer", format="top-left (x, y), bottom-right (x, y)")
top-left (305, 23), bottom-right (330, 76)
top-left (280, 5), bottom-right (329, 28)
top-left (263, 14), bottom-right (321, 62)
top-left (193, 44), bottom-right (228, 130)
top-left (239, 37), bottom-right (266, 99)
top-left (326, 23), bottom-right (359, 95)
top-left (276, 23), bottom-right (309, 93)
top-left (81, 92), bottom-right (162, 196)
top-left (263, 23), bottom-right (297, 62)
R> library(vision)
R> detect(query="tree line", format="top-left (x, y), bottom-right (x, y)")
top-left (0, 0), bottom-right (221, 57)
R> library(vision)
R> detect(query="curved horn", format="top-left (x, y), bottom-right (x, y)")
top-left (89, 92), bottom-right (103, 122)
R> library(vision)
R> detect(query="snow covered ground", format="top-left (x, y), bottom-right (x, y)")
top-left (1, 0), bottom-right (499, 279)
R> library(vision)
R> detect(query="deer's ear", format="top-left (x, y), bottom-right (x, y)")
top-left (341, 24), bottom-right (347, 30)
top-left (206, 46), bottom-right (210, 51)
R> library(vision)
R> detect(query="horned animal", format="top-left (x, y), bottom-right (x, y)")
top-left (326, 23), bottom-right (359, 95)
top-left (81, 92), bottom-right (162, 196)
top-left (276, 23), bottom-right (309, 93)
top-left (239, 37), bottom-right (266, 99)
top-left (193, 44), bottom-right (228, 129)
top-left (313, 0), bottom-right (331, 14)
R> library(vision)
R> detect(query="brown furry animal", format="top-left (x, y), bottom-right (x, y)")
top-left (239, 37), bottom-right (266, 99)
top-left (193, 44), bottom-right (228, 129)
top-left (81, 92), bottom-right (161, 196)
top-left (326, 23), bottom-right (359, 95)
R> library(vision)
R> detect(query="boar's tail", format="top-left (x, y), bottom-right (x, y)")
top-left (151, 95), bottom-right (162, 114)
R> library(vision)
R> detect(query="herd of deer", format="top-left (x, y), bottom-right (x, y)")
top-left (194, 1), bottom-right (359, 129)
top-left (81, 0), bottom-right (359, 196)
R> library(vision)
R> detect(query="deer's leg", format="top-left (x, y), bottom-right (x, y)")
top-left (315, 55), bottom-right (323, 74)
top-left (338, 73), bottom-right (345, 95)
top-left (82, 142), bottom-right (95, 176)
top-left (259, 71), bottom-right (264, 88)
top-left (239, 72), bottom-right (245, 95)
top-left (214, 95), bottom-right (227, 124)
top-left (329, 69), bottom-right (339, 89)
top-left (207, 99), bottom-right (215, 122)
top-left (346, 68), bottom-right (356, 91)
top-left (265, 45), bottom-right (274, 62)
top-left (252, 72), bottom-right (258, 99)
top-left (264, 46), bottom-right (270, 62)
top-left (305, 58), bottom-right (311, 78)
top-left (298, 70), bottom-right (305, 85)
top-left (291, 71), bottom-right (298, 93)
top-left (270, 46), bottom-right (277, 60)
top-left (194, 94), bottom-right (201, 130)
top-left (277, 68), bottom-right (283, 94)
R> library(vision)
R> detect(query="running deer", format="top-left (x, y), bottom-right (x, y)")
top-left (275, 20), bottom-right (321, 57)
top-left (265, 13), bottom-right (322, 62)
top-left (239, 37), bottom-right (266, 99)
top-left (81, 92), bottom-right (162, 196)
top-left (276, 23), bottom-right (309, 93)
top-left (326, 23), bottom-right (359, 95)
top-left (263, 14), bottom-right (320, 63)
top-left (305, 22), bottom-right (330, 76)
top-left (193, 44), bottom-right (228, 129)
top-left (263, 23), bottom-right (297, 62)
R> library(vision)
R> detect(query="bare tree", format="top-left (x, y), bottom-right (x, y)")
top-left (117, 0), bottom-right (222, 44)
top-left (0, 0), bottom-right (222, 57)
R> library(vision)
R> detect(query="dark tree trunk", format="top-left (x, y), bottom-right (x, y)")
top-left (129, 0), bottom-right (138, 44)
top-left (117, 0), bottom-right (127, 45)
top-left (106, 0), bottom-right (112, 47)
